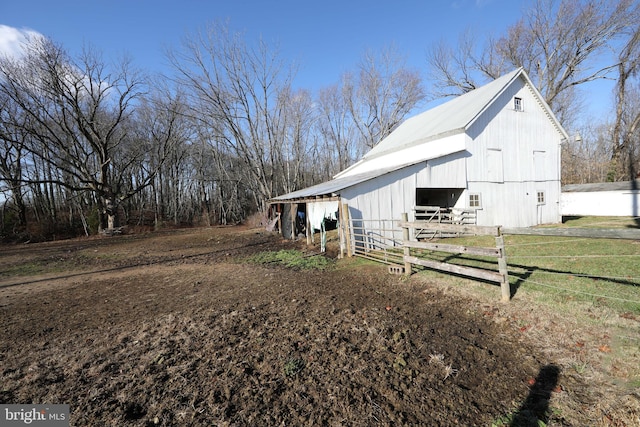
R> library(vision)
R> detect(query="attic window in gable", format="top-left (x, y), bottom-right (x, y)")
top-left (514, 97), bottom-right (523, 111)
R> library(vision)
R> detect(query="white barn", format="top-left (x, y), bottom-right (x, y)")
top-left (271, 68), bottom-right (569, 242)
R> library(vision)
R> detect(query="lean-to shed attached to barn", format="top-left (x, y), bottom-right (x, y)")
top-left (270, 68), bottom-right (569, 246)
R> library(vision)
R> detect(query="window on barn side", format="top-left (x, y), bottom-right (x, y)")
top-left (537, 191), bottom-right (545, 205)
top-left (469, 193), bottom-right (482, 209)
top-left (514, 97), bottom-right (523, 111)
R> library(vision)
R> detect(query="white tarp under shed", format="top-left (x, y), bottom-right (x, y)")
top-left (307, 201), bottom-right (338, 232)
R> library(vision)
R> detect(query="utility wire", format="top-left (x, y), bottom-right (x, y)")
top-left (517, 277), bottom-right (640, 305)
top-left (508, 254), bottom-right (640, 259)
top-left (506, 238), bottom-right (589, 247)
top-left (508, 266), bottom-right (640, 284)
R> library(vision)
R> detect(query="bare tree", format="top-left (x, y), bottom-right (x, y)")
top-left (427, 31), bottom-right (502, 98)
top-left (348, 45), bottom-right (425, 149)
top-left (168, 21), bottom-right (301, 212)
top-left (316, 80), bottom-right (359, 174)
top-left (500, 0), bottom-right (636, 124)
top-left (0, 93), bottom-right (28, 230)
top-left (315, 46), bottom-right (425, 176)
top-left (273, 87), bottom-right (315, 194)
top-left (0, 36), bottom-right (170, 231)
top-left (132, 85), bottom-right (191, 227)
top-left (427, 0), bottom-right (639, 127)
top-left (562, 123), bottom-right (613, 183)
top-left (609, 25), bottom-right (640, 181)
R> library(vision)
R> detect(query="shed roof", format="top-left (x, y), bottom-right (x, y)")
top-left (562, 180), bottom-right (640, 193)
top-left (271, 161), bottom-right (419, 202)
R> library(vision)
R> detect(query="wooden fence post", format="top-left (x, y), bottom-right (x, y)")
top-left (401, 212), bottom-right (412, 275)
top-left (495, 227), bottom-right (510, 302)
top-left (290, 204), bottom-right (297, 240)
top-left (337, 202), bottom-right (345, 259)
top-left (342, 203), bottom-right (352, 257)
top-left (276, 204), bottom-right (282, 236)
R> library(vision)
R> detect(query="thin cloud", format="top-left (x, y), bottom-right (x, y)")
top-left (475, 0), bottom-right (494, 7)
top-left (0, 25), bottom-right (42, 58)
top-left (451, 0), bottom-right (494, 9)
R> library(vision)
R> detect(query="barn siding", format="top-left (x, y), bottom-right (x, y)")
top-left (466, 180), bottom-right (560, 227)
top-left (417, 151), bottom-right (468, 188)
top-left (342, 164), bottom-right (425, 223)
top-left (467, 78), bottom-right (561, 183)
top-left (464, 76), bottom-right (562, 227)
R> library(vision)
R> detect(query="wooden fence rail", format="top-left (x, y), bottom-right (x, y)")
top-left (501, 227), bottom-right (640, 240)
top-left (398, 214), bottom-right (640, 302)
top-left (399, 213), bottom-right (511, 301)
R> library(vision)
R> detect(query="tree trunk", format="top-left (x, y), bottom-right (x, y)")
top-left (99, 196), bottom-right (118, 232)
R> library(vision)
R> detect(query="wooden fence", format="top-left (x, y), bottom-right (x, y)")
top-left (398, 213), bottom-right (640, 302)
top-left (399, 213), bottom-right (511, 301)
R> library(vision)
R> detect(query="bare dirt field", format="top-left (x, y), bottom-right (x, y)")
top-left (1, 226), bottom-right (638, 426)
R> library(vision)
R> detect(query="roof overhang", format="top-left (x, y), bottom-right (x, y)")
top-left (271, 159), bottom-right (429, 203)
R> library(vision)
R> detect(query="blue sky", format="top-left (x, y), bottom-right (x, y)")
top-left (1, 1), bottom-right (526, 89)
top-left (0, 0), bottom-right (613, 121)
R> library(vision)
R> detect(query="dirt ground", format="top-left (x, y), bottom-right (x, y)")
top-left (1, 226), bottom-right (638, 426)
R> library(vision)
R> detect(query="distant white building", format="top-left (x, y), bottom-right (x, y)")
top-left (561, 181), bottom-right (640, 217)
top-left (271, 68), bottom-right (569, 240)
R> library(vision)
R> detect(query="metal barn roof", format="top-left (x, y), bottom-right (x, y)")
top-left (354, 68), bottom-right (523, 162)
top-left (271, 161), bottom-right (422, 202)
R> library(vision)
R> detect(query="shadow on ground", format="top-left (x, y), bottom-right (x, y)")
top-left (510, 364), bottom-right (560, 427)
